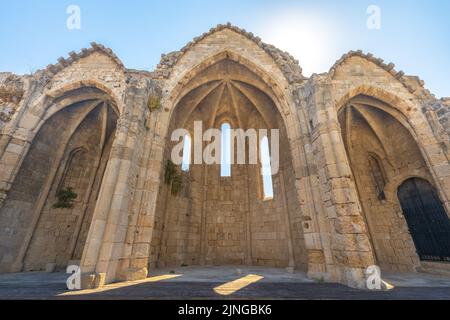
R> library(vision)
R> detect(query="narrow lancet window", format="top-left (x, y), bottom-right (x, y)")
top-left (221, 123), bottom-right (231, 177)
top-left (181, 134), bottom-right (191, 172)
top-left (260, 136), bottom-right (274, 200)
top-left (368, 155), bottom-right (386, 200)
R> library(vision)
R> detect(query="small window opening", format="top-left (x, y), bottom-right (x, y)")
top-left (220, 123), bottom-right (232, 177)
top-left (181, 134), bottom-right (191, 172)
top-left (368, 155), bottom-right (387, 200)
top-left (260, 136), bottom-right (274, 200)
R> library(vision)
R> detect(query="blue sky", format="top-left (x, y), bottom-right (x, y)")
top-left (1, 0), bottom-right (449, 97)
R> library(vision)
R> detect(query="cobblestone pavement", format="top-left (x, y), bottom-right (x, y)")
top-left (0, 266), bottom-right (449, 300)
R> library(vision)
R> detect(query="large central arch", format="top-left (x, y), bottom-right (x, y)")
top-left (149, 56), bottom-right (308, 270)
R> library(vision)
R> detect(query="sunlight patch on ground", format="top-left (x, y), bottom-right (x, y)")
top-left (58, 274), bottom-right (182, 296)
top-left (213, 274), bottom-right (264, 296)
top-left (146, 274), bottom-right (182, 282)
top-left (382, 279), bottom-right (395, 290)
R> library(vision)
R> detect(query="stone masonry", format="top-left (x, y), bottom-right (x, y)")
top-left (0, 24), bottom-right (449, 289)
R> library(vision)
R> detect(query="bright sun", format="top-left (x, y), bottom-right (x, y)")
top-left (256, 10), bottom-right (339, 76)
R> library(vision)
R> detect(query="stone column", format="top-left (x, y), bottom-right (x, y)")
top-left (308, 75), bottom-right (376, 289)
top-left (80, 78), bottom-right (148, 287)
top-left (287, 89), bottom-right (335, 282)
top-left (115, 82), bottom-right (165, 280)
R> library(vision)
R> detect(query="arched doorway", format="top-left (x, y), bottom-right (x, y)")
top-left (150, 58), bottom-right (307, 270)
top-left (0, 86), bottom-right (118, 271)
top-left (398, 178), bottom-right (450, 262)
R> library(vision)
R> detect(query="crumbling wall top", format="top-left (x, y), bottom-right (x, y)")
top-left (40, 42), bottom-right (125, 81)
top-left (152, 23), bottom-right (306, 84)
top-left (329, 50), bottom-right (433, 98)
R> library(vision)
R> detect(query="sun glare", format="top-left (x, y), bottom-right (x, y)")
top-left (257, 10), bottom-right (339, 76)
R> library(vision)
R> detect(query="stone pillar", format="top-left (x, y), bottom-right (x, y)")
top-left (422, 106), bottom-right (450, 217)
top-left (307, 76), bottom-right (376, 288)
top-left (80, 78), bottom-right (148, 286)
top-left (116, 87), bottom-right (166, 281)
top-left (288, 89), bottom-right (335, 282)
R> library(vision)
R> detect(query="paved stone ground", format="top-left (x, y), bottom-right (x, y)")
top-left (0, 266), bottom-right (449, 300)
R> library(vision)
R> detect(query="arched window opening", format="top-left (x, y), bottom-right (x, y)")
top-left (58, 147), bottom-right (88, 196)
top-left (368, 155), bottom-right (387, 200)
top-left (260, 136), bottom-right (274, 200)
top-left (181, 134), bottom-right (191, 172)
top-left (221, 123), bottom-right (232, 177)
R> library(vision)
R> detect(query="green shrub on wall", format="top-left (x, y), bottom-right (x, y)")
top-left (53, 187), bottom-right (78, 209)
top-left (147, 95), bottom-right (161, 112)
top-left (171, 174), bottom-right (183, 196)
top-left (164, 160), bottom-right (184, 196)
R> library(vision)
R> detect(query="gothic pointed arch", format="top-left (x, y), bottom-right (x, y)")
top-left (150, 47), bottom-right (306, 271)
top-left (0, 85), bottom-right (118, 272)
top-left (338, 93), bottom-right (448, 272)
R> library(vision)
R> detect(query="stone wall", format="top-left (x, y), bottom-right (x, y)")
top-left (0, 73), bottom-right (25, 128)
top-left (428, 98), bottom-right (450, 139)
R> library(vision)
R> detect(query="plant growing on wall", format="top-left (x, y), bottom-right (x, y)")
top-left (171, 174), bottom-right (183, 196)
top-left (53, 187), bottom-right (78, 209)
top-left (164, 160), bottom-right (177, 184)
top-left (164, 160), bottom-right (184, 196)
top-left (147, 95), bottom-right (161, 112)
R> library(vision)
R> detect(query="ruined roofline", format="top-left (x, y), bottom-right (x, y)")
top-left (152, 22), bottom-right (306, 84)
top-left (4, 24), bottom-right (435, 98)
top-left (329, 49), bottom-right (429, 95)
top-left (40, 42), bottom-right (126, 79)
top-left (32, 23), bottom-right (306, 84)
top-left (25, 23), bottom-right (306, 85)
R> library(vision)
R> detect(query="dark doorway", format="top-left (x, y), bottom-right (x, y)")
top-left (398, 178), bottom-right (450, 262)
